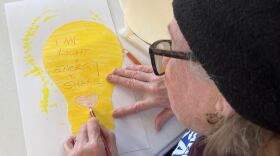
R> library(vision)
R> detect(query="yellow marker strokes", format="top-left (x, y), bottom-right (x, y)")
top-left (43, 21), bottom-right (123, 134)
top-left (43, 15), bottom-right (56, 22)
top-left (49, 103), bottom-right (58, 109)
top-left (59, 122), bottom-right (65, 126)
top-left (90, 11), bottom-right (102, 22)
top-left (22, 14), bottom-right (51, 113)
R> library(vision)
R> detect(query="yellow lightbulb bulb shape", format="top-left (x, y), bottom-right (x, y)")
top-left (43, 21), bottom-right (123, 134)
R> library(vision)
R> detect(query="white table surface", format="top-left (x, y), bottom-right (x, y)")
top-left (0, 0), bottom-right (27, 156)
top-left (0, 0), bottom-right (184, 155)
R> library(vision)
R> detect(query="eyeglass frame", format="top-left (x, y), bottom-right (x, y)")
top-left (149, 39), bottom-right (198, 76)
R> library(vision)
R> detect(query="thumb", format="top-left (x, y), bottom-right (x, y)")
top-left (64, 136), bottom-right (75, 154)
top-left (100, 126), bottom-right (116, 145)
top-left (87, 117), bottom-right (101, 144)
top-left (155, 108), bottom-right (174, 131)
top-left (100, 126), bottom-right (118, 155)
top-left (113, 99), bottom-right (158, 118)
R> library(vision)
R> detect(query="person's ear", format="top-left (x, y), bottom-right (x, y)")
top-left (215, 94), bottom-right (235, 118)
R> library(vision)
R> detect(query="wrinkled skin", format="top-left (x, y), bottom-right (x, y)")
top-left (109, 18), bottom-right (234, 134)
top-left (107, 65), bottom-right (173, 131)
top-left (64, 18), bottom-right (234, 156)
top-left (64, 118), bottom-right (118, 156)
top-left (163, 19), bottom-right (234, 134)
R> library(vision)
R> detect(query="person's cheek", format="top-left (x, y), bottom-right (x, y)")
top-left (164, 59), bottom-right (187, 120)
top-left (162, 57), bottom-right (170, 70)
top-left (165, 60), bottom-right (205, 133)
top-left (164, 59), bottom-right (176, 107)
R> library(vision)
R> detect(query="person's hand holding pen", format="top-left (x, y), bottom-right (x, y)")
top-left (107, 64), bottom-right (173, 131)
top-left (64, 118), bottom-right (118, 156)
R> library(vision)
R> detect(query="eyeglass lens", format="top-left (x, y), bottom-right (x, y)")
top-left (154, 41), bottom-right (171, 75)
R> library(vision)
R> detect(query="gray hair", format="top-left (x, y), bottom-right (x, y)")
top-left (203, 114), bottom-right (279, 156)
top-left (185, 53), bottom-right (280, 156)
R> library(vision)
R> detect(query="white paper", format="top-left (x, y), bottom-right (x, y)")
top-left (5, 0), bottom-right (149, 156)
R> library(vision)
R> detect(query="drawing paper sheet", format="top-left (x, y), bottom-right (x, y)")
top-left (5, 0), bottom-right (149, 155)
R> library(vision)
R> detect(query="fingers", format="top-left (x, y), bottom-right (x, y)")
top-left (100, 126), bottom-right (118, 155)
top-left (113, 99), bottom-right (159, 118)
top-left (99, 126), bottom-right (115, 143)
top-left (107, 73), bottom-right (151, 92)
top-left (87, 118), bottom-right (101, 144)
top-left (126, 65), bottom-right (153, 73)
top-left (155, 108), bottom-right (174, 131)
top-left (75, 125), bottom-right (88, 146)
top-left (87, 119), bottom-right (118, 155)
top-left (112, 68), bottom-right (153, 82)
top-left (64, 136), bottom-right (75, 154)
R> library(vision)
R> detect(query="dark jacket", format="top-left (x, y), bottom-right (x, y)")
top-left (188, 136), bottom-right (206, 156)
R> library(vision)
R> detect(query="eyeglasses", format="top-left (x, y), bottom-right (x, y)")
top-left (149, 40), bottom-right (198, 76)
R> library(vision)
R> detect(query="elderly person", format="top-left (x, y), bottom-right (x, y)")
top-left (64, 0), bottom-right (280, 156)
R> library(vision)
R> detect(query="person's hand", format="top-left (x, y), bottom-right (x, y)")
top-left (64, 118), bottom-right (118, 156)
top-left (107, 65), bottom-right (173, 131)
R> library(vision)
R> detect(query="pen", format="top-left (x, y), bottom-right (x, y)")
top-left (124, 49), bottom-right (142, 65)
top-left (89, 107), bottom-right (112, 156)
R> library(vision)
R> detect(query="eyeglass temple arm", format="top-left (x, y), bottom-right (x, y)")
top-left (152, 49), bottom-right (198, 62)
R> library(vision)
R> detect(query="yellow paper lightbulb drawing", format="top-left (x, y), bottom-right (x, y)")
top-left (43, 21), bottom-right (123, 134)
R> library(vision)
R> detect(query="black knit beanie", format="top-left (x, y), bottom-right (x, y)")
top-left (173, 0), bottom-right (280, 134)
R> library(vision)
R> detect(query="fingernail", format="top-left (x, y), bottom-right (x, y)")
top-left (112, 69), bottom-right (118, 74)
top-left (155, 120), bottom-right (161, 132)
top-left (112, 109), bottom-right (120, 118)
top-left (155, 124), bottom-right (159, 132)
top-left (107, 74), bottom-right (112, 80)
top-left (89, 117), bottom-right (98, 124)
top-left (113, 109), bottom-right (119, 114)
